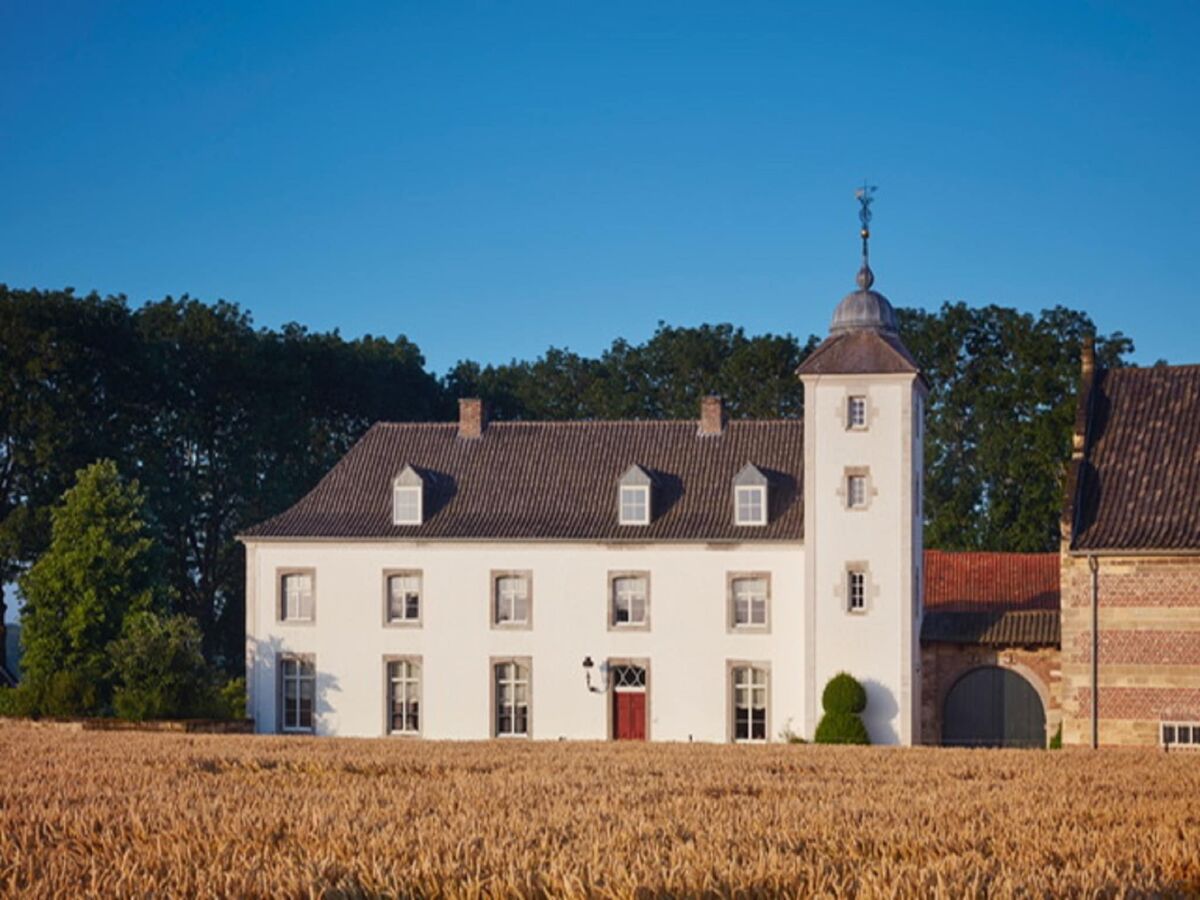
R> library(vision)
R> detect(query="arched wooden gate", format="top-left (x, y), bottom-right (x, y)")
top-left (942, 666), bottom-right (1046, 748)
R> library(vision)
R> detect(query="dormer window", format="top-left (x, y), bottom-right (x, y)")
top-left (392, 464), bottom-right (424, 526)
top-left (618, 465), bottom-right (653, 526)
top-left (733, 463), bottom-right (769, 527)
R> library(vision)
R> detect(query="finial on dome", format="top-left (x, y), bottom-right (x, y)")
top-left (856, 263), bottom-right (874, 290)
top-left (854, 181), bottom-right (877, 273)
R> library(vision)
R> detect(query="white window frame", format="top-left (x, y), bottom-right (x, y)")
top-left (384, 571), bottom-right (422, 626)
top-left (493, 659), bottom-right (531, 738)
top-left (731, 575), bottom-right (769, 630)
top-left (279, 655), bottom-right (315, 733)
top-left (735, 485), bottom-right (767, 526)
top-left (610, 574), bottom-right (649, 629)
top-left (279, 570), bottom-right (315, 623)
top-left (1161, 721), bottom-right (1200, 749)
top-left (848, 569), bottom-right (867, 612)
top-left (730, 663), bottom-right (769, 743)
top-left (393, 484), bottom-right (423, 525)
top-left (386, 658), bottom-right (421, 737)
top-left (848, 395), bottom-right (868, 429)
top-left (492, 572), bottom-right (531, 628)
top-left (619, 485), bottom-right (650, 526)
top-left (847, 474), bottom-right (868, 509)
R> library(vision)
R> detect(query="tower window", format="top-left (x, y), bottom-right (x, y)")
top-left (848, 396), bottom-right (867, 429)
top-left (847, 474), bottom-right (868, 509)
top-left (848, 570), bottom-right (866, 612)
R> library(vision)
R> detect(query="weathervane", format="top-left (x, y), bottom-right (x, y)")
top-left (854, 181), bottom-right (877, 289)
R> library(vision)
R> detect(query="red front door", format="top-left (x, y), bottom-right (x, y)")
top-left (614, 691), bottom-right (646, 740)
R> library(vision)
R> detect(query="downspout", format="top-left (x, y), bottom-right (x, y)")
top-left (1089, 553), bottom-right (1100, 749)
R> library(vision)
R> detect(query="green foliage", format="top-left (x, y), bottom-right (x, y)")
top-left (109, 611), bottom-right (219, 721)
top-left (814, 712), bottom-right (870, 745)
top-left (821, 672), bottom-right (867, 714)
top-left (1049, 722), bottom-right (1063, 750)
top-left (897, 303), bottom-right (1133, 552)
top-left (17, 461), bottom-right (157, 716)
top-left (815, 673), bottom-right (870, 745)
top-left (218, 677), bottom-right (248, 720)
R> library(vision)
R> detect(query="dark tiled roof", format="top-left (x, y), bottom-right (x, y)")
top-left (923, 550), bottom-right (1059, 613)
top-left (796, 330), bottom-right (922, 377)
top-left (241, 420), bottom-right (804, 542)
top-left (1073, 365), bottom-right (1200, 551)
top-left (921, 551), bottom-right (1060, 647)
top-left (921, 610), bottom-right (1060, 646)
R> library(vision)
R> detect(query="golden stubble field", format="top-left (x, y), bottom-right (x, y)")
top-left (1, 723), bottom-right (1198, 898)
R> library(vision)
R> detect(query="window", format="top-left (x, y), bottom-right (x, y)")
top-left (393, 485), bottom-right (422, 525)
top-left (280, 656), bottom-right (315, 732)
top-left (735, 486), bottom-right (767, 526)
top-left (848, 395), bottom-right (867, 428)
top-left (280, 572), bottom-right (314, 622)
top-left (493, 573), bottom-right (531, 626)
top-left (731, 576), bottom-right (769, 628)
top-left (611, 575), bottom-right (648, 627)
top-left (495, 660), bottom-right (530, 737)
top-left (619, 486), bottom-right (650, 525)
top-left (848, 570), bottom-right (866, 612)
top-left (385, 572), bottom-right (421, 624)
top-left (1162, 721), bottom-right (1200, 749)
top-left (387, 659), bottom-right (421, 736)
top-left (731, 665), bottom-right (768, 742)
top-left (847, 474), bottom-right (868, 509)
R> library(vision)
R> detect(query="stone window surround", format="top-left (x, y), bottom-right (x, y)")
top-left (489, 655), bottom-right (533, 739)
top-left (838, 466), bottom-right (876, 511)
top-left (607, 570), bottom-right (651, 631)
top-left (382, 654), bottom-right (422, 738)
top-left (605, 656), bottom-right (651, 741)
top-left (382, 569), bottom-right (423, 628)
top-left (489, 570), bottom-right (533, 630)
top-left (726, 571), bottom-right (772, 634)
top-left (276, 567), bottom-right (317, 625)
top-left (839, 561), bottom-right (879, 615)
top-left (276, 652), bottom-right (316, 734)
top-left (726, 659), bottom-right (772, 744)
top-left (836, 388), bottom-right (878, 431)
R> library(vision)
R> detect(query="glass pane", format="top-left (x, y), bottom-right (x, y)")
top-left (514, 707), bottom-right (528, 734)
top-left (1163, 724), bottom-right (1176, 744)
top-left (751, 708), bottom-right (766, 740)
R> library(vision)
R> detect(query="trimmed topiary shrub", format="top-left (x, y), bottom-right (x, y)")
top-left (814, 711), bottom-right (870, 744)
top-left (821, 672), bottom-right (867, 714)
top-left (814, 672), bottom-right (870, 745)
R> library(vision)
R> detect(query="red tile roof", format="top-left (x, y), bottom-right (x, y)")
top-left (241, 419), bottom-right (805, 542)
top-left (923, 550), bottom-right (1059, 613)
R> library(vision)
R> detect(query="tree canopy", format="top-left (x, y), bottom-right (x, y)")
top-left (0, 286), bottom-right (1135, 676)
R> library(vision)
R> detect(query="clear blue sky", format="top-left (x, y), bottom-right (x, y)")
top-left (1, 2), bottom-right (1197, 373)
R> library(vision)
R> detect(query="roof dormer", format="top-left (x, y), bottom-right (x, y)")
top-left (392, 464), bottom-right (424, 526)
top-left (733, 463), bottom-right (769, 527)
top-left (618, 464), bottom-right (653, 526)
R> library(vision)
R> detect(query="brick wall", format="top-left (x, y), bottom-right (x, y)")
top-left (1060, 553), bottom-right (1200, 746)
top-left (920, 642), bottom-right (1061, 746)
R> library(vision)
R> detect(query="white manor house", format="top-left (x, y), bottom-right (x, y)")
top-left (240, 249), bottom-right (927, 744)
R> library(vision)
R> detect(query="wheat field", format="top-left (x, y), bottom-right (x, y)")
top-left (1, 723), bottom-right (1198, 898)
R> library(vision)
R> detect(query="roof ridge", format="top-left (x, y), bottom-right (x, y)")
top-left (374, 418), bottom-right (803, 428)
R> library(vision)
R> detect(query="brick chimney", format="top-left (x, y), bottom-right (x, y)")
top-left (699, 395), bottom-right (725, 435)
top-left (458, 398), bottom-right (487, 439)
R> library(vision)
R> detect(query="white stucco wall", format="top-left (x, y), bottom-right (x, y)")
top-left (802, 373), bottom-right (924, 745)
top-left (244, 540), bottom-right (806, 741)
